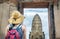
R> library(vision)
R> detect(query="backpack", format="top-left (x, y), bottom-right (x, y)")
top-left (5, 24), bottom-right (23, 39)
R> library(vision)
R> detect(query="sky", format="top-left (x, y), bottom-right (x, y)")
top-left (23, 8), bottom-right (49, 39)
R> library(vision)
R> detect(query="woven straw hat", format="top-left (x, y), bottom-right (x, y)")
top-left (8, 11), bottom-right (25, 24)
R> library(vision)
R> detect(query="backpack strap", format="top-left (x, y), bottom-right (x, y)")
top-left (15, 30), bottom-right (20, 39)
top-left (16, 24), bottom-right (22, 29)
top-left (16, 24), bottom-right (23, 39)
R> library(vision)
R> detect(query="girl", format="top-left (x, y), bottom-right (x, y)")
top-left (5, 11), bottom-right (26, 39)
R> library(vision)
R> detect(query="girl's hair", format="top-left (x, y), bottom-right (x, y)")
top-left (9, 24), bottom-right (15, 30)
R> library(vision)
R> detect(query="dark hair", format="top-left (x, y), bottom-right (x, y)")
top-left (9, 24), bottom-right (15, 30)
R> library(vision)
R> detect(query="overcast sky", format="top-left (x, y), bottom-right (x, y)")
top-left (23, 8), bottom-right (49, 39)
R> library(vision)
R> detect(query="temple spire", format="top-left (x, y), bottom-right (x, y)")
top-left (29, 14), bottom-right (45, 39)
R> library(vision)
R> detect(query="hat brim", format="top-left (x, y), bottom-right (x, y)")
top-left (8, 15), bottom-right (25, 24)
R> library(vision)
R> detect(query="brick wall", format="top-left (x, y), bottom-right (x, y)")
top-left (54, 1), bottom-right (60, 39)
top-left (0, 2), bottom-right (17, 39)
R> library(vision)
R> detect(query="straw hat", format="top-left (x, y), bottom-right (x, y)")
top-left (8, 11), bottom-right (25, 24)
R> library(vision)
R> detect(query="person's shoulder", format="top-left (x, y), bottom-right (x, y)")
top-left (6, 24), bottom-right (11, 29)
top-left (7, 24), bottom-right (10, 27)
top-left (6, 24), bottom-right (10, 31)
top-left (22, 25), bottom-right (26, 29)
top-left (22, 25), bottom-right (26, 32)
